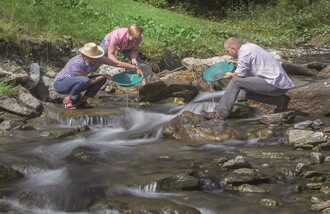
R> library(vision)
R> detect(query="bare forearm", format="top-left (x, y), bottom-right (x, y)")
top-left (103, 55), bottom-right (136, 69)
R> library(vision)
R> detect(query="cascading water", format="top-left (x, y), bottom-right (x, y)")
top-left (0, 87), bottom-right (322, 214)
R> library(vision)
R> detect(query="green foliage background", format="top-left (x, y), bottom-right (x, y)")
top-left (0, 0), bottom-right (329, 63)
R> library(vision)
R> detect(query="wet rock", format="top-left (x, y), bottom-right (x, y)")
top-left (311, 196), bottom-right (324, 204)
top-left (45, 105), bottom-right (123, 127)
top-left (89, 195), bottom-right (201, 214)
top-left (303, 171), bottom-right (324, 180)
top-left (311, 200), bottom-right (330, 212)
top-left (17, 187), bottom-right (67, 211)
top-left (260, 198), bottom-right (279, 207)
top-left (213, 156), bottom-right (229, 165)
top-left (320, 185), bottom-right (330, 195)
top-left (310, 152), bottom-right (325, 164)
top-left (306, 62), bottom-right (329, 71)
top-left (257, 128), bottom-right (275, 139)
top-left (77, 124), bottom-right (91, 132)
top-left (138, 80), bottom-right (198, 103)
top-left (324, 127), bottom-right (330, 133)
top-left (224, 168), bottom-right (269, 185)
top-left (294, 119), bottom-right (323, 130)
top-left (288, 129), bottom-right (328, 148)
top-left (259, 111), bottom-right (295, 125)
top-left (0, 201), bottom-right (20, 213)
top-left (238, 184), bottom-right (269, 193)
top-left (326, 156), bottom-right (330, 163)
top-left (306, 182), bottom-right (324, 190)
top-left (36, 128), bottom-right (78, 138)
top-left (162, 111), bottom-right (247, 141)
top-left (66, 146), bottom-right (105, 165)
top-left (26, 116), bottom-right (59, 130)
top-left (0, 164), bottom-right (24, 184)
top-left (157, 174), bottom-right (203, 191)
top-left (0, 119), bottom-right (34, 130)
top-left (222, 156), bottom-right (252, 170)
top-left (322, 208), bottom-right (330, 214)
top-left (314, 142), bottom-right (330, 151)
top-left (295, 163), bottom-right (312, 175)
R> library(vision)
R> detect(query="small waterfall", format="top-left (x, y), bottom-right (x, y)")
top-left (179, 102), bottom-right (217, 114)
top-left (191, 90), bottom-right (225, 103)
top-left (139, 181), bottom-right (158, 192)
top-left (55, 114), bottom-right (124, 127)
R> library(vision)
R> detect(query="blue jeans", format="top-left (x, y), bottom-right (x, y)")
top-left (99, 39), bottom-right (143, 63)
top-left (53, 75), bottom-right (106, 102)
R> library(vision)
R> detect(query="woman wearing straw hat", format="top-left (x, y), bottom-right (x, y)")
top-left (53, 42), bottom-right (143, 110)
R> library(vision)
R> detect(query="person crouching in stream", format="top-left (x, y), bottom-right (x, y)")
top-left (53, 42), bottom-right (144, 110)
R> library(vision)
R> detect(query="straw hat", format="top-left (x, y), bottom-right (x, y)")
top-left (79, 42), bottom-right (104, 59)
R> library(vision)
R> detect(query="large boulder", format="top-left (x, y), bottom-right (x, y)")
top-left (162, 111), bottom-right (247, 141)
top-left (0, 93), bottom-right (39, 118)
top-left (139, 80), bottom-right (198, 103)
top-left (15, 85), bottom-right (43, 113)
top-left (248, 76), bottom-right (330, 116)
top-left (0, 60), bottom-right (29, 84)
top-left (287, 76), bottom-right (330, 116)
top-left (181, 56), bottom-right (232, 91)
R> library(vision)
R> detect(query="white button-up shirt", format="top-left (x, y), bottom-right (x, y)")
top-left (236, 43), bottom-right (294, 89)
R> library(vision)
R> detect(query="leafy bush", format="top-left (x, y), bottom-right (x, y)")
top-left (0, 80), bottom-right (18, 98)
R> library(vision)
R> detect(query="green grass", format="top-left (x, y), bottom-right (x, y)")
top-left (0, 0), bottom-right (329, 64)
top-left (0, 80), bottom-right (18, 97)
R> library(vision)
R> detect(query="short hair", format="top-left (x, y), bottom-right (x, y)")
top-left (224, 37), bottom-right (243, 48)
top-left (128, 23), bottom-right (143, 38)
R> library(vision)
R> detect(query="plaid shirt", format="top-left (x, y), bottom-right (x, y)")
top-left (55, 55), bottom-right (102, 81)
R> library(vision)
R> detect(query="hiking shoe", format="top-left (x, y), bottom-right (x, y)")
top-left (200, 110), bottom-right (226, 120)
top-left (274, 95), bottom-right (291, 113)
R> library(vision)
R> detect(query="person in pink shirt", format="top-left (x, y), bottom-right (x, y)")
top-left (99, 23), bottom-right (146, 81)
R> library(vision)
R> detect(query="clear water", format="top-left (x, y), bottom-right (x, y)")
top-left (1, 53), bottom-right (329, 213)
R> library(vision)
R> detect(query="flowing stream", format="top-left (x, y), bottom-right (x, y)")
top-left (0, 90), bottom-right (321, 214)
top-left (0, 54), bottom-right (329, 213)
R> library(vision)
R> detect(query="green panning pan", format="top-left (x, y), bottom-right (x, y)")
top-left (112, 72), bottom-right (143, 87)
top-left (203, 61), bottom-right (235, 82)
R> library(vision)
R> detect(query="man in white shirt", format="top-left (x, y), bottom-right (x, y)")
top-left (201, 37), bottom-right (294, 120)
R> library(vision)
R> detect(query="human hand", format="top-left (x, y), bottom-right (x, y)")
top-left (136, 68), bottom-right (144, 78)
top-left (131, 59), bottom-right (139, 67)
top-left (226, 58), bottom-right (237, 66)
top-left (224, 72), bottom-right (234, 79)
top-left (103, 74), bottom-right (112, 81)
